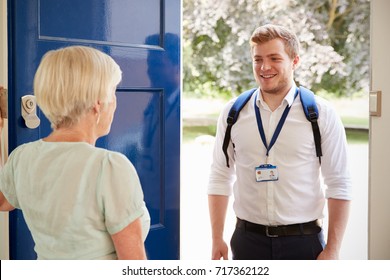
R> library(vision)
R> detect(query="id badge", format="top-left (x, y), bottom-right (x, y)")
top-left (255, 164), bottom-right (279, 182)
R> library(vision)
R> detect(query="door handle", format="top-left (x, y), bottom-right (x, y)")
top-left (21, 95), bottom-right (40, 129)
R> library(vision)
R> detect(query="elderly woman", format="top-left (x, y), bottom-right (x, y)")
top-left (0, 46), bottom-right (150, 259)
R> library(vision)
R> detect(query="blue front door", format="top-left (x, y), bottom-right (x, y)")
top-left (7, 0), bottom-right (180, 259)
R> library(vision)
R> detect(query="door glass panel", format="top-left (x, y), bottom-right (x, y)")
top-left (39, 0), bottom-right (161, 47)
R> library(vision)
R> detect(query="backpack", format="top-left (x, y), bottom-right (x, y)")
top-left (222, 86), bottom-right (322, 168)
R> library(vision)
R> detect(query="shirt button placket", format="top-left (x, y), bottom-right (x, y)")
top-left (266, 110), bottom-right (277, 224)
top-left (267, 181), bottom-right (275, 224)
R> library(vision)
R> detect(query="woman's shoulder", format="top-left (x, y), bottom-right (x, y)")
top-left (9, 140), bottom-right (133, 167)
top-left (82, 145), bottom-right (135, 171)
top-left (104, 150), bottom-right (135, 170)
top-left (7, 140), bottom-right (41, 157)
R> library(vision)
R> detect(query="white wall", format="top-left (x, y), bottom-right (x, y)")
top-left (0, 0), bottom-right (9, 260)
top-left (369, 0), bottom-right (390, 259)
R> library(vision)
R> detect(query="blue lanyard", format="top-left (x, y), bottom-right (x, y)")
top-left (254, 89), bottom-right (298, 158)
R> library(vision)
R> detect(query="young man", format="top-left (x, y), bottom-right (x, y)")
top-left (208, 24), bottom-right (352, 260)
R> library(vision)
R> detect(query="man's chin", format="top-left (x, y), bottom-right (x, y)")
top-left (260, 86), bottom-right (279, 95)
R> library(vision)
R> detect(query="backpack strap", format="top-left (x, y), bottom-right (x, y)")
top-left (222, 88), bottom-right (256, 167)
top-left (299, 86), bottom-right (322, 163)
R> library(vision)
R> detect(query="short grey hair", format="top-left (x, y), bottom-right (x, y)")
top-left (34, 46), bottom-right (122, 129)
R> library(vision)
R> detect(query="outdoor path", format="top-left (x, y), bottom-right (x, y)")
top-left (181, 139), bottom-right (368, 260)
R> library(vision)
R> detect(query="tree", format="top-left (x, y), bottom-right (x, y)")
top-left (183, 0), bottom-right (370, 97)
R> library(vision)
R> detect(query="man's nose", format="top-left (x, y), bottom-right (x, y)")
top-left (261, 62), bottom-right (271, 70)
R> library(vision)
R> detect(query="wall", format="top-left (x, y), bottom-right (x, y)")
top-left (369, 0), bottom-right (390, 259)
top-left (0, 0), bottom-right (9, 260)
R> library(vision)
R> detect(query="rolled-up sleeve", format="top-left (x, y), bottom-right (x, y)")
top-left (319, 100), bottom-right (353, 200)
top-left (207, 101), bottom-right (237, 196)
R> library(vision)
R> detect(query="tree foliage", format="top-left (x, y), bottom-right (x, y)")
top-left (183, 0), bottom-right (370, 97)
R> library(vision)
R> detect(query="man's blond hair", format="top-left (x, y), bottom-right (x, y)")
top-left (250, 24), bottom-right (300, 59)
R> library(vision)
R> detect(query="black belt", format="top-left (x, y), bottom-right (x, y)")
top-left (236, 218), bottom-right (322, 238)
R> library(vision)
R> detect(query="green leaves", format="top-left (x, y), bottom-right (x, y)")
top-left (183, 0), bottom-right (370, 98)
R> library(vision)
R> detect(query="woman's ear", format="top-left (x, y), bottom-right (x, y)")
top-left (92, 101), bottom-right (102, 125)
top-left (92, 100), bottom-right (102, 114)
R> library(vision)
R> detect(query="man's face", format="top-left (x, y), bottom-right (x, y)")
top-left (252, 38), bottom-right (299, 96)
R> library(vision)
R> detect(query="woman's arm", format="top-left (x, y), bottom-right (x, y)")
top-left (0, 192), bottom-right (15, 211)
top-left (0, 87), bottom-right (12, 211)
top-left (111, 217), bottom-right (147, 260)
top-left (0, 86), bottom-right (3, 166)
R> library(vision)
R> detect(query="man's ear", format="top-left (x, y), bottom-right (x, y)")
top-left (292, 55), bottom-right (300, 70)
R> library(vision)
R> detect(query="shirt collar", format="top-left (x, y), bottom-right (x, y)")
top-left (284, 83), bottom-right (298, 107)
top-left (257, 83), bottom-right (297, 109)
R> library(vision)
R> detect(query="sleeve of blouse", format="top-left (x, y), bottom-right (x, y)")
top-left (0, 150), bottom-right (20, 208)
top-left (99, 152), bottom-right (148, 235)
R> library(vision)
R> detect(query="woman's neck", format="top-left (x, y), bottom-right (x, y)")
top-left (44, 118), bottom-right (98, 145)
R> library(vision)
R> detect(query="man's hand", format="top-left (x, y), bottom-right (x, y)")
top-left (318, 199), bottom-right (350, 260)
top-left (209, 195), bottom-right (230, 260)
top-left (211, 237), bottom-right (229, 260)
top-left (317, 247), bottom-right (339, 260)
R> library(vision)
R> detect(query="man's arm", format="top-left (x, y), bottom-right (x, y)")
top-left (317, 198), bottom-right (350, 260)
top-left (209, 194), bottom-right (229, 260)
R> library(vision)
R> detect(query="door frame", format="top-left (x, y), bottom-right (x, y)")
top-left (368, 0), bottom-right (390, 260)
top-left (0, 0), bottom-right (9, 260)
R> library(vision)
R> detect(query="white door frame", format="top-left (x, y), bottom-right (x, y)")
top-left (0, 0), bottom-right (9, 260)
top-left (368, 0), bottom-right (390, 260)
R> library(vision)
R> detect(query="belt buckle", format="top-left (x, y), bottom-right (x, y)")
top-left (266, 226), bottom-right (278, 238)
